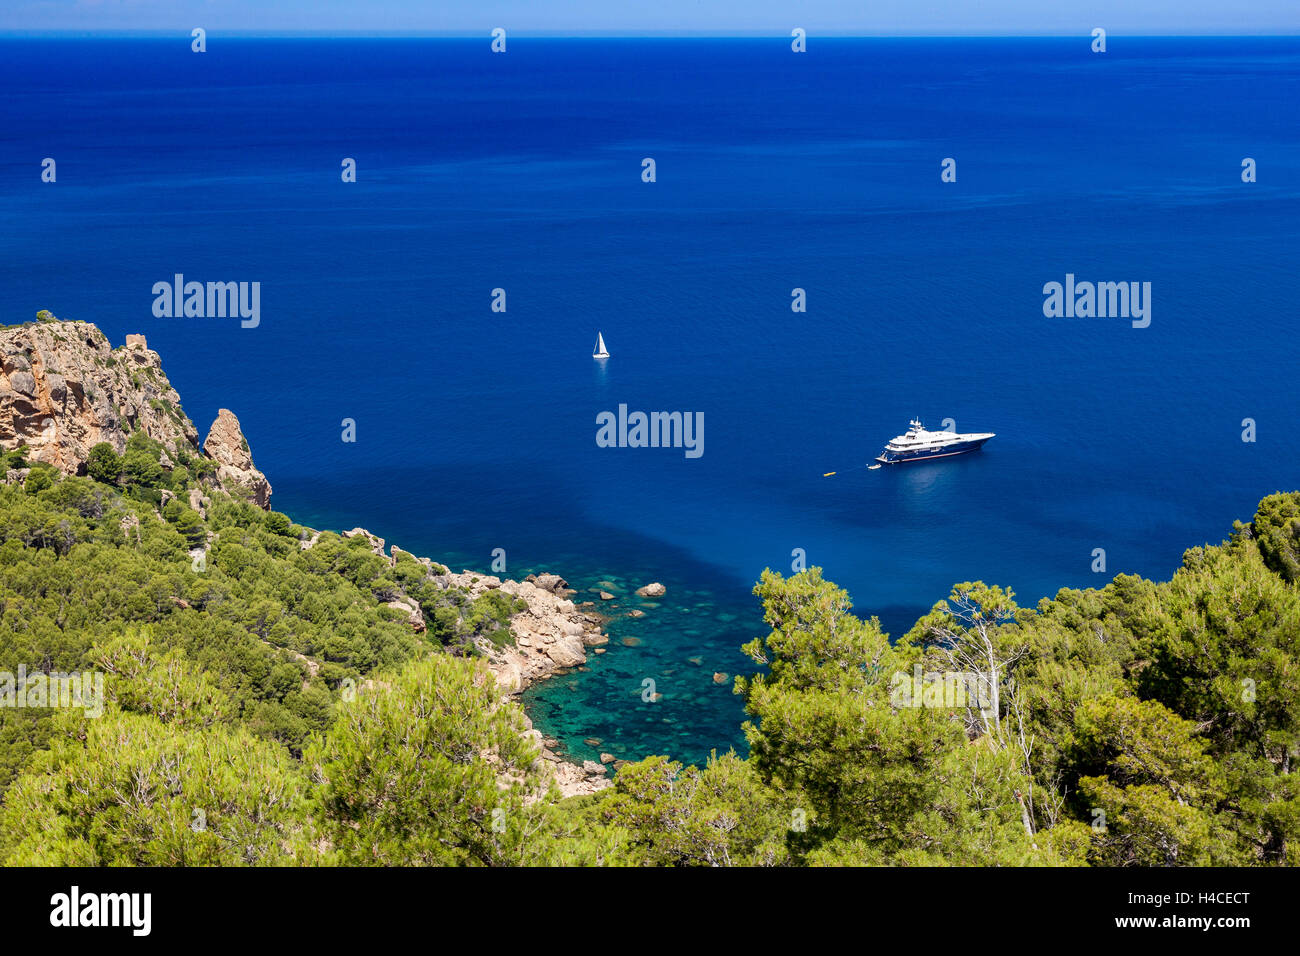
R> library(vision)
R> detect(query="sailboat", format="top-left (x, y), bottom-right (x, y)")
top-left (592, 331), bottom-right (610, 359)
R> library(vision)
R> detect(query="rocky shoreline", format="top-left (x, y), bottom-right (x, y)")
top-left (447, 568), bottom-right (618, 797)
top-left (327, 528), bottom-right (622, 797)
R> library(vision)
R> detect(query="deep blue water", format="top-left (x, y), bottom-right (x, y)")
top-left (1, 37), bottom-right (1298, 766)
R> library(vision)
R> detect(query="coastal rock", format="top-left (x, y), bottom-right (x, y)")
top-left (532, 573), bottom-right (569, 594)
top-left (544, 759), bottom-right (612, 798)
top-left (385, 598), bottom-right (426, 633)
top-left (599, 591), bottom-right (615, 601)
top-left (636, 582), bottom-right (667, 598)
top-left (342, 527), bottom-right (385, 555)
top-left (0, 316), bottom-right (202, 475)
top-left (462, 571), bottom-right (609, 696)
top-left (713, 671), bottom-right (730, 685)
top-left (203, 408), bottom-right (272, 508)
top-left (545, 635), bottom-right (586, 668)
top-left (600, 752), bottom-right (616, 765)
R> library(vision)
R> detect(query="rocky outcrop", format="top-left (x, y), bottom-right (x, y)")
top-left (203, 408), bottom-right (272, 508)
top-left (441, 569), bottom-right (610, 696)
top-left (341, 527), bottom-right (386, 555)
top-left (0, 314), bottom-right (271, 507)
top-left (542, 755), bottom-right (616, 798)
top-left (0, 318), bottom-right (199, 471)
top-left (528, 573), bottom-right (572, 596)
top-left (636, 582), bottom-right (667, 598)
top-left (385, 597), bottom-right (426, 633)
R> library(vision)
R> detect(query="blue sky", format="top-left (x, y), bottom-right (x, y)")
top-left (2, 0), bottom-right (1298, 35)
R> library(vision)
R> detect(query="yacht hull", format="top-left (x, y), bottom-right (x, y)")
top-left (875, 435), bottom-right (992, 465)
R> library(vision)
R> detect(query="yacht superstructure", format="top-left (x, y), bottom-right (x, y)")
top-left (875, 419), bottom-right (994, 465)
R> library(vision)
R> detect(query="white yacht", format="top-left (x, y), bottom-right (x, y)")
top-left (593, 331), bottom-right (609, 359)
top-left (875, 419), bottom-right (995, 465)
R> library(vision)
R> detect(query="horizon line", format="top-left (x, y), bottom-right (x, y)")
top-left (2, 30), bottom-right (1300, 40)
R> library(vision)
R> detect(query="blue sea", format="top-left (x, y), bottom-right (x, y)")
top-left (1, 37), bottom-right (1298, 766)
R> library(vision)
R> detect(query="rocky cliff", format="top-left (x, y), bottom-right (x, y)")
top-left (0, 312), bottom-right (270, 507)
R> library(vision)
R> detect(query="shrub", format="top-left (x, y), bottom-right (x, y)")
top-left (86, 442), bottom-right (122, 485)
top-left (24, 465), bottom-right (56, 495)
top-left (265, 511), bottom-right (293, 537)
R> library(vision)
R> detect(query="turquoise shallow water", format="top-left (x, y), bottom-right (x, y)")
top-left (518, 576), bottom-right (756, 769)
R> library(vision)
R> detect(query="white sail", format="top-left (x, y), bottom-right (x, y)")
top-left (593, 332), bottom-right (608, 357)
